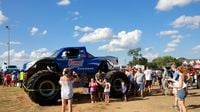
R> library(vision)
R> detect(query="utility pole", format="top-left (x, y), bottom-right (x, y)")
top-left (5, 25), bottom-right (10, 65)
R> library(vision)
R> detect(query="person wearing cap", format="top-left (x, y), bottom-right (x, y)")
top-left (59, 68), bottom-right (80, 112)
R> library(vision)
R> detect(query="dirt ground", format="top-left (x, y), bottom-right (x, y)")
top-left (0, 86), bottom-right (199, 112)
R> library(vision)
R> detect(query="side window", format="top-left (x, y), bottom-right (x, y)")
top-left (62, 48), bottom-right (80, 59)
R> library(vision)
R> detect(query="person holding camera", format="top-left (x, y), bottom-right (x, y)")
top-left (59, 68), bottom-right (80, 112)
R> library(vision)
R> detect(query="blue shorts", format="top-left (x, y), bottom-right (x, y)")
top-left (137, 82), bottom-right (144, 90)
top-left (177, 88), bottom-right (187, 101)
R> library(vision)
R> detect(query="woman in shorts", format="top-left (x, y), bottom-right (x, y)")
top-left (59, 68), bottom-right (80, 112)
top-left (168, 66), bottom-right (188, 112)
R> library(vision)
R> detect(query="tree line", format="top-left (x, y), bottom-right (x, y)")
top-left (127, 48), bottom-right (183, 69)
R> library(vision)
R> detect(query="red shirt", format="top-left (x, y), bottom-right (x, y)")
top-left (6, 74), bottom-right (11, 81)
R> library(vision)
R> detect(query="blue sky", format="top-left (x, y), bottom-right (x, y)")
top-left (0, 0), bottom-right (200, 68)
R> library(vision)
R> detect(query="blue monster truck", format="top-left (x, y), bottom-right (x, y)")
top-left (23, 46), bottom-right (128, 104)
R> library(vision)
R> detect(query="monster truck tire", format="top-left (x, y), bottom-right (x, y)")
top-left (106, 71), bottom-right (129, 98)
top-left (27, 70), bottom-right (60, 105)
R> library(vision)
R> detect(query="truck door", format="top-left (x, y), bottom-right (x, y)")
top-left (60, 48), bottom-right (84, 71)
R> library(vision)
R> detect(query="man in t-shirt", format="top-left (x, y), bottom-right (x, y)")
top-left (144, 67), bottom-right (153, 94)
top-left (134, 68), bottom-right (145, 98)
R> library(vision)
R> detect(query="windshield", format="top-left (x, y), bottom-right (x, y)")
top-left (8, 65), bottom-right (17, 68)
top-left (51, 50), bottom-right (60, 57)
top-left (87, 53), bottom-right (94, 58)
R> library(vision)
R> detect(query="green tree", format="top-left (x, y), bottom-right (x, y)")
top-left (152, 56), bottom-right (182, 69)
top-left (146, 62), bottom-right (157, 69)
top-left (128, 48), bottom-right (148, 66)
top-left (128, 48), bottom-right (142, 60)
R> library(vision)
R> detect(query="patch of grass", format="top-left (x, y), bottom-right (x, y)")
top-left (0, 87), bottom-right (39, 112)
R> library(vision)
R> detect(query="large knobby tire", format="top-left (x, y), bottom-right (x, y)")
top-left (27, 70), bottom-right (60, 105)
top-left (106, 71), bottom-right (128, 98)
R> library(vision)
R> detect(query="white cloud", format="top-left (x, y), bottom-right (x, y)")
top-left (30, 27), bottom-right (48, 36)
top-left (158, 30), bottom-right (179, 36)
top-left (75, 26), bottom-right (142, 51)
top-left (167, 43), bottom-right (178, 47)
top-left (164, 35), bottom-right (183, 53)
top-left (0, 48), bottom-right (52, 68)
top-left (66, 11), bottom-right (81, 21)
top-left (0, 10), bottom-right (8, 24)
top-left (74, 25), bottom-right (94, 32)
top-left (42, 30), bottom-right (48, 35)
top-left (164, 47), bottom-right (176, 53)
top-left (79, 27), bottom-right (112, 43)
top-left (171, 37), bottom-right (181, 43)
top-left (30, 48), bottom-right (51, 60)
top-left (143, 47), bottom-right (159, 62)
top-left (30, 27), bottom-right (38, 35)
top-left (57, 0), bottom-right (71, 6)
top-left (192, 44), bottom-right (200, 53)
top-left (73, 32), bottom-right (80, 37)
top-left (0, 49), bottom-right (28, 68)
top-left (158, 29), bottom-right (183, 53)
top-left (10, 41), bottom-right (21, 45)
top-left (98, 29), bottom-right (142, 52)
top-left (155, 0), bottom-right (197, 11)
top-left (0, 41), bottom-right (21, 46)
top-left (171, 15), bottom-right (200, 29)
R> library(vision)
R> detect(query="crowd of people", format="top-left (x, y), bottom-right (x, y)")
top-left (59, 63), bottom-right (195, 112)
top-left (0, 62), bottom-right (25, 88)
top-left (125, 63), bottom-right (196, 112)
top-left (1, 61), bottom-right (196, 112)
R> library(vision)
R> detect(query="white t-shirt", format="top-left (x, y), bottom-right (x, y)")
top-left (144, 69), bottom-right (153, 80)
top-left (104, 82), bottom-right (111, 92)
top-left (2, 64), bottom-right (7, 71)
top-left (59, 80), bottom-right (74, 99)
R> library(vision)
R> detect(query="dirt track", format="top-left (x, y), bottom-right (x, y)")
top-left (0, 86), bottom-right (199, 112)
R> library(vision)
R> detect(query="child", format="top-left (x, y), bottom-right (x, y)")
top-left (11, 71), bottom-right (17, 87)
top-left (103, 78), bottom-right (111, 104)
top-left (3, 71), bottom-right (11, 87)
top-left (121, 81), bottom-right (127, 102)
top-left (89, 78), bottom-right (98, 103)
top-left (59, 68), bottom-right (80, 112)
